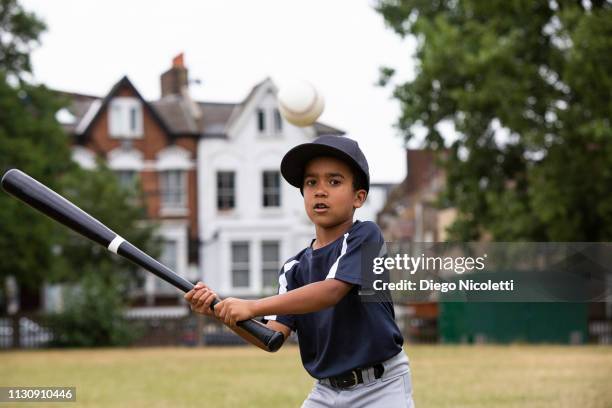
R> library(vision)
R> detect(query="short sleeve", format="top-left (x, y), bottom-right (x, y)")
top-left (264, 259), bottom-right (299, 331)
top-left (325, 221), bottom-right (384, 287)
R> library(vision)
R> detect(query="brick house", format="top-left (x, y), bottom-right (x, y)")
top-left (58, 55), bottom-right (201, 308)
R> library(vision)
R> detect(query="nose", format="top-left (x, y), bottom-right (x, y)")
top-left (314, 186), bottom-right (327, 197)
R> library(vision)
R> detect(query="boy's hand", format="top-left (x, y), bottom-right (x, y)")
top-left (184, 282), bottom-right (218, 318)
top-left (215, 298), bottom-right (256, 327)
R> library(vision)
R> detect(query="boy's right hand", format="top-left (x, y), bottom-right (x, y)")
top-left (184, 282), bottom-right (218, 318)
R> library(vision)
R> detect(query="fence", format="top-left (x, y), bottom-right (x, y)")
top-left (0, 313), bottom-right (252, 349)
top-left (2, 311), bottom-right (610, 349)
top-left (589, 320), bottom-right (612, 344)
top-left (0, 315), bottom-right (53, 349)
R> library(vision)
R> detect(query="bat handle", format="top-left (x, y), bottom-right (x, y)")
top-left (209, 298), bottom-right (284, 352)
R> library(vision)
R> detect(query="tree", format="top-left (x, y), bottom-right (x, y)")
top-left (1, 0), bottom-right (158, 314)
top-left (0, 0), bottom-right (74, 291)
top-left (48, 165), bottom-right (158, 347)
top-left (0, 0), bottom-right (45, 77)
top-left (375, 0), bottom-right (612, 241)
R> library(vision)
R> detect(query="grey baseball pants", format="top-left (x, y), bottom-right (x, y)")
top-left (301, 350), bottom-right (415, 408)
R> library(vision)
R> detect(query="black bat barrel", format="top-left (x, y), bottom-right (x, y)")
top-left (2, 169), bottom-right (117, 247)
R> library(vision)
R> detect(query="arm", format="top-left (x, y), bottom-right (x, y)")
top-left (254, 278), bottom-right (352, 316)
top-left (215, 279), bottom-right (353, 326)
top-left (184, 283), bottom-right (292, 351)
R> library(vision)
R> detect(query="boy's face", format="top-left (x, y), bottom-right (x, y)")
top-left (302, 156), bottom-right (367, 229)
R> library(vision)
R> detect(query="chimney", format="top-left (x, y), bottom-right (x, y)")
top-left (160, 53), bottom-right (188, 97)
top-left (405, 149), bottom-right (437, 193)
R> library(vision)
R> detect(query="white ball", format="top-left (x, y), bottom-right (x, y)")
top-left (277, 80), bottom-right (325, 127)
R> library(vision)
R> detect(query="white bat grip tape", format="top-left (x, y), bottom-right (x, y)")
top-left (108, 235), bottom-right (125, 254)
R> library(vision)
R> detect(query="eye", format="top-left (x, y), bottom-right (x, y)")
top-left (329, 178), bottom-right (341, 186)
top-left (305, 179), bottom-right (316, 186)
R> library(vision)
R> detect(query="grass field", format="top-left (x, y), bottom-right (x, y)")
top-left (1, 345), bottom-right (611, 407)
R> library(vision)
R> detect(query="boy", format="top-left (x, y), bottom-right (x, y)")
top-left (185, 135), bottom-right (414, 407)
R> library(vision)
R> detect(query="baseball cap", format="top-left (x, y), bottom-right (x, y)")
top-left (280, 135), bottom-right (370, 193)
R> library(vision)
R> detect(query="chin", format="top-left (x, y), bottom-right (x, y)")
top-left (310, 214), bottom-right (351, 229)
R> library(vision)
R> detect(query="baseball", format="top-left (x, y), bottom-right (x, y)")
top-left (277, 80), bottom-right (325, 127)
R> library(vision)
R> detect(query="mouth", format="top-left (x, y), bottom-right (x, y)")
top-left (313, 203), bottom-right (330, 213)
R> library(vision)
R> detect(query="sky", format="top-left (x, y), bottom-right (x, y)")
top-left (21, 0), bottom-right (417, 183)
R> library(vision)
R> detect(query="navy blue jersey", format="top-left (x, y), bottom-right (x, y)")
top-left (266, 220), bottom-right (404, 379)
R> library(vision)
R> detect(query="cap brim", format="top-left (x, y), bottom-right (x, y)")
top-left (280, 143), bottom-right (364, 190)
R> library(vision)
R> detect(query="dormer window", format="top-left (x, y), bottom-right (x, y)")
top-left (109, 97), bottom-right (143, 138)
top-left (257, 109), bottom-right (266, 132)
top-left (256, 108), bottom-right (283, 136)
top-left (274, 109), bottom-right (283, 132)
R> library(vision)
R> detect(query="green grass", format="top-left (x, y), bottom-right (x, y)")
top-left (1, 345), bottom-right (611, 407)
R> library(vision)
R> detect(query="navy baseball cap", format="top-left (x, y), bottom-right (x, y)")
top-left (280, 135), bottom-right (370, 193)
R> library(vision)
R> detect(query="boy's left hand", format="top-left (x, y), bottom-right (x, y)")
top-left (215, 298), bottom-right (256, 327)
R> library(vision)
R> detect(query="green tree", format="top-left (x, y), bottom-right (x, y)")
top-left (1, 0), bottom-right (158, 318)
top-left (0, 0), bottom-right (74, 291)
top-left (376, 0), bottom-right (612, 241)
top-left (0, 0), bottom-right (45, 77)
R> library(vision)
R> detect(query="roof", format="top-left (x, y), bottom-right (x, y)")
top-left (62, 76), bottom-right (173, 141)
top-left (152, 95), bottom-right (200, 135)
top-left (58, 76), bottom-right (345, 139)
top-left (197, 102), bottom-right (237, 138)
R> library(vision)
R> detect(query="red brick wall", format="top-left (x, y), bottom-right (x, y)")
top-left (80, 85), bottom-right (199, 244)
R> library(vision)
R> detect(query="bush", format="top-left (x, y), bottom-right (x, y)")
top-left (49, 273), bottom-right (140, 347)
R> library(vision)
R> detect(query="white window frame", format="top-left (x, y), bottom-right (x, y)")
top-left (256, 108), bottom-right (266, 133)
top-left (261, 241), bottom-right (280, 290)
top-left (160, 170), bottom-right (187, 211)
top-left (217, 171), bottom-right (236, 211)
top-left (109, 97), bottom-right (143, 138)
top-left (262, 170), bottom-right (281, 208)
top-left (273, 108), bottom-right (283, 133)
top-left (231, 241), bottom-right (250, 289)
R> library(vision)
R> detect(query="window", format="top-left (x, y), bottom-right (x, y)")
top-left (217, 171), bottom-right (235, 210)
top-left (262, 171), bottom-right (281, 207)
top-left (231, 242), bottom-right (250, 288)
top-left (257, 109), bottom-right (265, 132)
top-left (262, 241), bottom-right (280, 289)
top-left (157, 240), bottom-right (178, 292)
top-left (116, 170), bottom-right (137, 189)
top-left (274, 109), bottom-right (283, 132)
top-left (160, 170), bottom-right (186, 209)
top-left (109, 97), bottom-right (143, 138)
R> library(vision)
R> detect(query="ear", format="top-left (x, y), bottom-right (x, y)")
top-left (353, 189), bottom-right (367, 209)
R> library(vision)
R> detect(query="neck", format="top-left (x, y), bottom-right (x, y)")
top-left (313, 218), bottom-right (354, 249)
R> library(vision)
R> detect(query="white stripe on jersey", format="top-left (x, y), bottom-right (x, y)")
top-left (325, 232), bottom-right (349, 280)
top-left (265, 259), bottom-right (299, 321)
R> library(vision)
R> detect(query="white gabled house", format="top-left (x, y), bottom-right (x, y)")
top-left (198, 78), bottom-right (344, 297)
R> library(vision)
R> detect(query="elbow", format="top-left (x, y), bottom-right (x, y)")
top-left (326, 279), bottom-right (352, 305)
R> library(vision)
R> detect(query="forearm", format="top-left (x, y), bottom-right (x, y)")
top-left (252, 279), bottom-right (350, 317)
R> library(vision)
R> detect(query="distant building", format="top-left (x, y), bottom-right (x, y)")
top-left (376, 149), bottom-right (456, 343)
top-left (57, 55), bottom-right (200, 309)
top-left (378, 149), bottom-right (455, 243)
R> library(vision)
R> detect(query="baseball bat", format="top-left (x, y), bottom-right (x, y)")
top-left (1, 168), bottom-right (284, 352)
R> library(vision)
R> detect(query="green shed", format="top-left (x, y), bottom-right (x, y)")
top-left (439, 302), bottom-right (588, 344)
